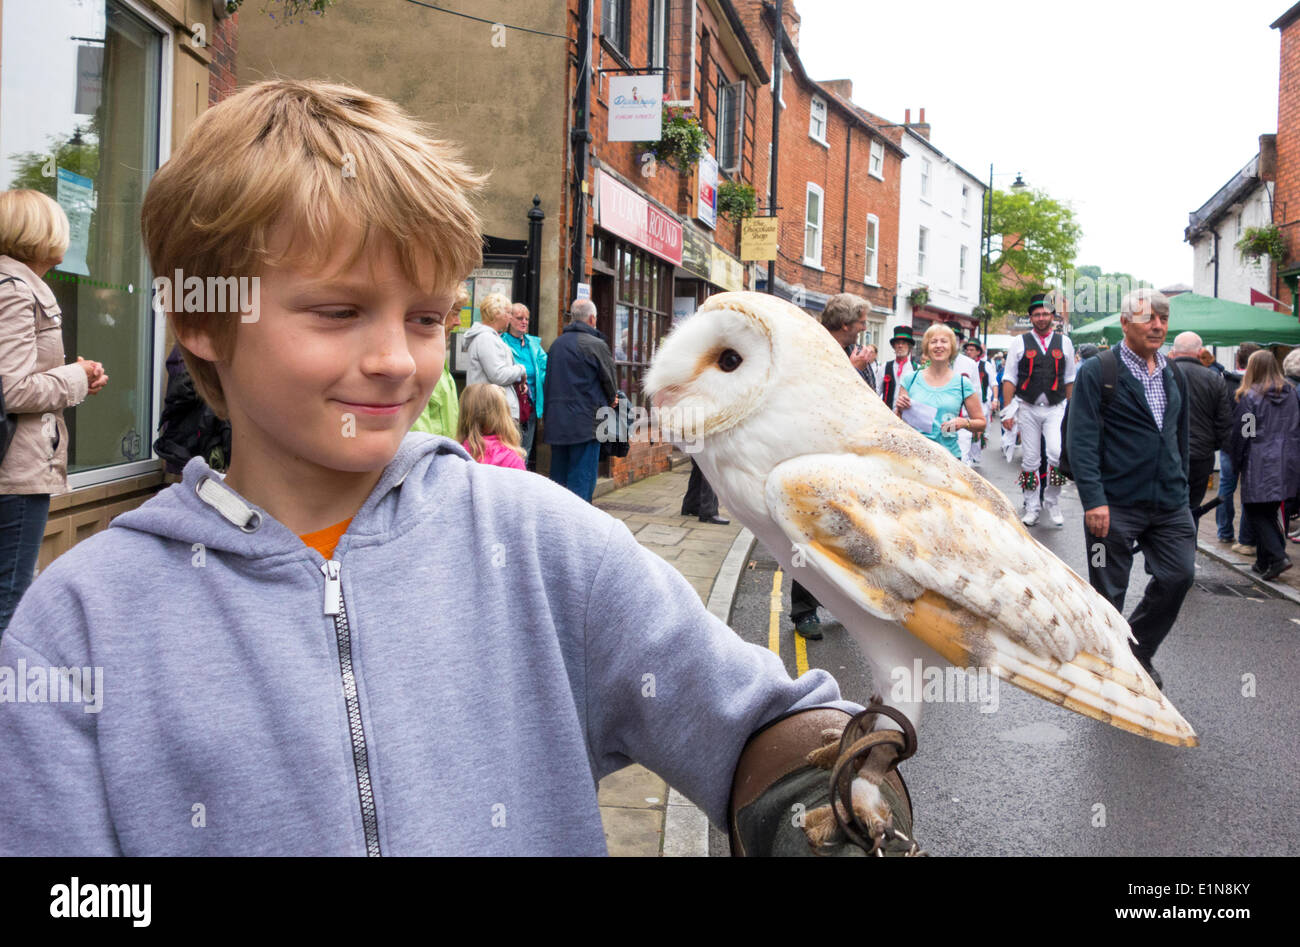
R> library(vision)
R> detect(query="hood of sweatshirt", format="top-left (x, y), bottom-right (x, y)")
top-left (460, 323), bottom-right (497, 347)
top-left (111, 432), bottom-right (472, 559)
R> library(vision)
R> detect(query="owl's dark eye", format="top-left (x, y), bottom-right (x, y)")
top-left (718, 349), bottom-right (743, 372)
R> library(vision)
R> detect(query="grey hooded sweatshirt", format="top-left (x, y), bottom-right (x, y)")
top-left (0, 434), bottom-right (850, 855)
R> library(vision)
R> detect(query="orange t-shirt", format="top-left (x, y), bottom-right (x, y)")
top-left (299, 518), bottom-right (353, 560)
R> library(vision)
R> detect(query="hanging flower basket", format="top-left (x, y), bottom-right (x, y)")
top-left (640, 107), bottom-right (706, 172)
top-left (717, 180), bottom-right (757, 221)
top-left (908, 286), bottom-right (930, 309)
top-left (1236, 224), bottom-right (1286, 264)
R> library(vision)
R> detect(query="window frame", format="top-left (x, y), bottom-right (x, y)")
top-left (959, 245), bottom-right (968, 291)
top-left (804, 183), bottom-right (825, 267)
top-left (961, 183), bottom-right (971, 222)
top-left (601, 0), bottom-right (631, 60)
top-left (865, 213), bottom-right (880, 285)
top-left (717, 78), bottom-right (744, 173)
top-left (648, 0), bottom-right (668, 70)
top-left (809, 95), bottom-right (828, 145)
top-left (917, 226), bottom-right (928, 279)
top-left (920, 157), bottom-right (932, 201)
top-left (869, 140), bottom-right (885, 180)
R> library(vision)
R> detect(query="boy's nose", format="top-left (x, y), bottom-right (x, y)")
top-left (360, 320), bottom-right (419, 377)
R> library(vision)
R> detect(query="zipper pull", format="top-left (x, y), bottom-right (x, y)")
top-left (321, 560), bottom-right (342, 616)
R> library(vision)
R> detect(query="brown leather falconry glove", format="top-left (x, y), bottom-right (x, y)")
top-left (728, 697), bottom-right (925, 857)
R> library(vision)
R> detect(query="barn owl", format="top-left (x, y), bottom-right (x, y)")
top-left (643, 291), bottom-right (1197, 751)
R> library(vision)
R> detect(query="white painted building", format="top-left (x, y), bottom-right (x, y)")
top-left (891, 126), bottom-right (986, 342)
top-left (1185, 153), bottom-right (1275, 306)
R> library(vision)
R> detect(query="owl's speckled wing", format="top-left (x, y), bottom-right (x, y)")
top-left (765, 448), bottom-right (1198, 748)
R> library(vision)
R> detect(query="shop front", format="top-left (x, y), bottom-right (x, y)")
top-left (1, 0), bottom-right (223, 566)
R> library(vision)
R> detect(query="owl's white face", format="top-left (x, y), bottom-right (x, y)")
top-left (643, 300), bottom-right (775, 444)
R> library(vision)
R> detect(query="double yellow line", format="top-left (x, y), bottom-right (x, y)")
top-left (768, 569), bottom-right (809, 677)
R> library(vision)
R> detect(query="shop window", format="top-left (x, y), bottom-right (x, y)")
top-left (1, 0), bottom-right (167, 484)
top-left (609, 242), bottom-right (671, 406)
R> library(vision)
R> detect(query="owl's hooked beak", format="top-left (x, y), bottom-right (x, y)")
top-left (649, 384), bottom-right (683, 410)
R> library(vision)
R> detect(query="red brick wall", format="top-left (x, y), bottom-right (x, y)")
top-left (208, 13), bottom-right (239, 104)
top-left (742, 2), bottom-right (901, 316)
top-left (1277, 16), bottom-right (1300, 306)
top-left (568, 1), bottom-right (768, 485)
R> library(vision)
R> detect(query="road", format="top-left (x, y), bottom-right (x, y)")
top-left (711, 426), bottom-right (1300, 856)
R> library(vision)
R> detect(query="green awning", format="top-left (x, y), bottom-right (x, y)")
top-left (1068, 293), bottom-right (1300, 346)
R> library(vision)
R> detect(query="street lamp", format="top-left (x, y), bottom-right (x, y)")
top-left (981, 169), bottom-right (1029, 345)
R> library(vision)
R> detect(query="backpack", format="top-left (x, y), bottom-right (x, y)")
top-left (1058, 349), bottom-right (1186, 481)
top-left (1057, 350), bottom-right (1118, 481)
top-left (153, 362), bottom-right (232, 472)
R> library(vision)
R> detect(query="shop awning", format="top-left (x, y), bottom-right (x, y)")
top-left (1069, 293), bottom-right (1300, 346)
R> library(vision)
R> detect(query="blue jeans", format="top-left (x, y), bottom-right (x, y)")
top-left (1216, 450), bottom-right (1256, 544)
top-left (548, 441), bottom-right (600, 503)
top-left (0, 493), bottom-right (50, 639)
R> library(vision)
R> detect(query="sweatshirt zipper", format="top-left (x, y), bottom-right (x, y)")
top-left (322, 560), bottom-right (382, 857)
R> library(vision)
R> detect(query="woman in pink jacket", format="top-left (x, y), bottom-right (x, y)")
top-left (458, 383), bottom-right (526, 471)
top-left (0, 190), bottom-right (108, 636)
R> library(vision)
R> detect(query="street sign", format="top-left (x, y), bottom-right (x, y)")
top-left (741, 217), bottom-right (779, 261)
top-left (607, 75), bottom-right (663, 142)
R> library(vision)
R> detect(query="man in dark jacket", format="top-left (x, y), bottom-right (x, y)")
top-left (1066, 290), bottom-right (1193, 689)
top-left (543, 299), bottom-right (617, 502)
top-left (1169, 331), bottom-right (1233, 511)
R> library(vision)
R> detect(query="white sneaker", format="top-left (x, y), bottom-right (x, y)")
top-left (1046, 503), bottom-right (1064, 526)
top-left (1022, 507), bottom-right (1040, 527)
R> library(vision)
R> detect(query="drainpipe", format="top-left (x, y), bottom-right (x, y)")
top-left (570, 0), bottom-right (593, 304)
top-left (1212, 227), bottom-right (1220, 298)
top-left (840, 124), bottom-right (851, 292)
top-left (767, 0), bottom-right (784, 296)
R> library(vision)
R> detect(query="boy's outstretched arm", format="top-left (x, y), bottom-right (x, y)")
top-left (580, 517), bottom-right (862, 832)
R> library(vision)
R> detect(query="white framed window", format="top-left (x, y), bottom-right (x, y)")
top-left (809, 96), bottom-right (828, 144)
top-left (804, 183), bottom-right (824, 266)
top-left (779, 54), bottom-right (790, 109)
top-left (918, 226), bottom-right (928, 278)
top-left (920, 158), bottom-right (931, 200)
top-left (959, 246), bottom-right (968, 290)
top-left (961, 184), bottom-right (970, 221)
top-left (865, 214), bottom-right (879, 284)
top-left (869, 140), bottom-right (885, 180)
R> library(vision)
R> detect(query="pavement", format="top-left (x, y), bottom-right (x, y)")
top-left (1193, 474), bottom-right (1300, 605)
top-left (591, 454), bottom-right (752, 857)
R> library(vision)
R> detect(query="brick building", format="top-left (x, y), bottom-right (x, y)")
top-left (570, 0), bottom-right (769, 485)
top-left (733, 0), bottom-right (905, 349)
top-left (1273, 2), bottom-right (1300, 315)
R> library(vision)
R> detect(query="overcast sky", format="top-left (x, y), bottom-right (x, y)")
top-left (794, 0), bottom-right (1285, 289)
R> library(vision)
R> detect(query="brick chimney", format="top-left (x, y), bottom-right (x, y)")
top-left (911, 106), bottom-right (931, 141)
top-left (821, 79), bottom-right (853, 101)
top-left (778, 1), bottom-right (801, 50)
top-left (1260, 133), bottom-right (1278, 181)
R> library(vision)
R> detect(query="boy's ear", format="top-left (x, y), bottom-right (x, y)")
top-left (169, 312), bottom-right (222, 363)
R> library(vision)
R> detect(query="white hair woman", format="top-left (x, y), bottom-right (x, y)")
top-left (461, 291), bottom-right (526, 424)
top-left (892, 323), bottom-right (985, 459)
top-left (0, 189), bottom-right (109, 636)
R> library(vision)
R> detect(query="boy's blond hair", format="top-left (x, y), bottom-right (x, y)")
top-left (142, 79), bottom-right (486, 418)
top-left (0, 190), bottom-right (70, 265)
top-left (457, 383), bottom-right (525, 462)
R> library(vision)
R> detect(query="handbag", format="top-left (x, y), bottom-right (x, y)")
top-left (513, 379), bottom-right (534, 425)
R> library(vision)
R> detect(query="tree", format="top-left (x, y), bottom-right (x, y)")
top-left (982, 187), bottom-right (1081, 321)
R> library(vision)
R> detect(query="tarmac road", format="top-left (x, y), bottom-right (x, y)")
top-left (712, 425), bottom-right (1300, 856)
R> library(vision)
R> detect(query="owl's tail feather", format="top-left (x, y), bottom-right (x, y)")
top-left (903, 591), bottom-right (1198, 748)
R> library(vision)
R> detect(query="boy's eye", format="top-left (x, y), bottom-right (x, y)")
top-left (410, 313), bottom-right (443, 328)
top-left (317, 309), bottom-right (358, 320)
